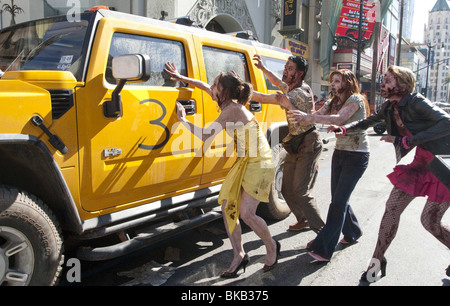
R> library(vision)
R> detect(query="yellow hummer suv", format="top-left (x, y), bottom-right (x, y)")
top-left (0, 8), bottom-right (292, 285)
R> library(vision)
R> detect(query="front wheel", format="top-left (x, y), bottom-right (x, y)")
top-left (257, 144), bottom-right (291, 220)
top-left (0, 186), bottom-right (64, 286)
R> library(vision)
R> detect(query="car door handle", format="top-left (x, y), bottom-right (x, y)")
top-left (249, 100), bottom-right (262, 112)
top-left (178, 100), bottom-right (196, 115)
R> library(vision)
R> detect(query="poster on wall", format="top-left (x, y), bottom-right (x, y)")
top-left (336, 0), bottom-right (377, 40)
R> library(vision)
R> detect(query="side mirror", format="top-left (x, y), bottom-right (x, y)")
top-left (103, 54), bottom-right (150, 118)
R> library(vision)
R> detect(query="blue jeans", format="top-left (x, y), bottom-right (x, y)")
top-left (311, 150), bottom-right (369, 260)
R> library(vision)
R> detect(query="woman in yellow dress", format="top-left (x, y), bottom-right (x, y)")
top-left (165, 63), bottom-right (280, 277)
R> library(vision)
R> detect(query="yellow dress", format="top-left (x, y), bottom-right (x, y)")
top-left (218, 118), bottom-right (275, 234)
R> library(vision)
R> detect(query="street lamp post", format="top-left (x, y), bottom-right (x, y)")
top-left (435, 61), bottom-right (441, 102)
top-left (414, 55), bottom-right (450, 101)
top-left (424, 43), bottom-right (444, 100)
top-left (434, 55), bottom-right (448, 102)
top-left (396, 0), bottom-right (404, 66)
top-left (355, 0), bottom-right (364, 85)
top-left (425, 43), bottom-right (433, 99)
top-left (329, 1), bottom-right (365, 85)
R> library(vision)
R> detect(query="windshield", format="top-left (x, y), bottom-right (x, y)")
top-left (0, 13), bottom-right (95, 81)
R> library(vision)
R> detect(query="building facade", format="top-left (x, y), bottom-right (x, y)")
top-left (323, 0), bottom-right (399, 110)
top-left (401, 0), bottom-right (414, 41)
top-left (0, 0), bottom-right (325, 95)
top-left (1, 0), bottom-right (411, 104)
top-left (424, 0), bottom-right (450, 102)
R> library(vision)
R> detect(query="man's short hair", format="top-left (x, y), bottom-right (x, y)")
top-left (289, 56), bottom-right (308, 80)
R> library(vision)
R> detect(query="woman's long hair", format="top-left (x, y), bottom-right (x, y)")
top-left (329, 69), bottom-right (370, 118)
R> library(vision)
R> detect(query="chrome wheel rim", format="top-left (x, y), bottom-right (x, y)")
top-left (0, 226), bottom-right (34, 286)
top-left (274, 168), bottom-right (284, 200)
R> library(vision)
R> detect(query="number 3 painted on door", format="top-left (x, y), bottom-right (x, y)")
top-left (139, 99), bottom-right (170, 151)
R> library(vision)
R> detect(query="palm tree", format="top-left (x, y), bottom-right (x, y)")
top-left (2, 0), bottom-right (24, 26)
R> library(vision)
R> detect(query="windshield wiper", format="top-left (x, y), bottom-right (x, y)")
top-left (5, 33), bottom-right (69, 72)
top-left (24, 33), bottom-right (68, 62)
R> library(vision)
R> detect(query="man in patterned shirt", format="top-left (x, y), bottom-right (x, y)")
top-left (251, 55), bottom-right (324, 234)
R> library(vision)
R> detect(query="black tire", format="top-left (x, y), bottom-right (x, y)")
top-left (373, 122), bottom-right (387, 135)
top-left (257, 144), bottom-right (291, 220)
top-left (0, 186), bottom-right (64, 286)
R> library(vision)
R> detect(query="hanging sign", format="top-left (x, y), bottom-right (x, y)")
top-left (281, 0), bottom-right (302, 32)
top-left (286, 38), bottom-right (309, 58)
top-left (336, 0), bottom-right (377, 40)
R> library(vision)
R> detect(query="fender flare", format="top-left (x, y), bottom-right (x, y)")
top-left (266, 122), bottom-right (289, 147)
top-left (0, 133), bottom-right (83, 234)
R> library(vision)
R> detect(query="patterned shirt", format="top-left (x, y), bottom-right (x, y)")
top-left (282, 82), bottom-right (315, 141)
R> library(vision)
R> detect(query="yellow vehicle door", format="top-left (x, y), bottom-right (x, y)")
top-left (76, 19), bottom-right (204, 213)
top-left (192, 34), bottom-right (263, 184)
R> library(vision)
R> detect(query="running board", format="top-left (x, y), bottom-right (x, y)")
top-left (76, 210), bottom-right (222, 261)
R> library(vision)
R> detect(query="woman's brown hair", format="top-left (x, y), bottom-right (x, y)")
top-left (329, 69), bottom-right (370, 118)
top-left (217, 72), bottom-right (253, 106)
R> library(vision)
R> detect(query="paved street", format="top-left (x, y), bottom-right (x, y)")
top-left (65, 128), bottom-right (450, 287)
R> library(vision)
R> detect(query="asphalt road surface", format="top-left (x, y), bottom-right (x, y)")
top-left (62, 128), bottom-right (450, 287)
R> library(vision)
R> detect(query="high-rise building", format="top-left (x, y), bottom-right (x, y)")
top-left (402, 0), bottom-right (415, 41)
top-left (424, 0), bottom-right (450, 102)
